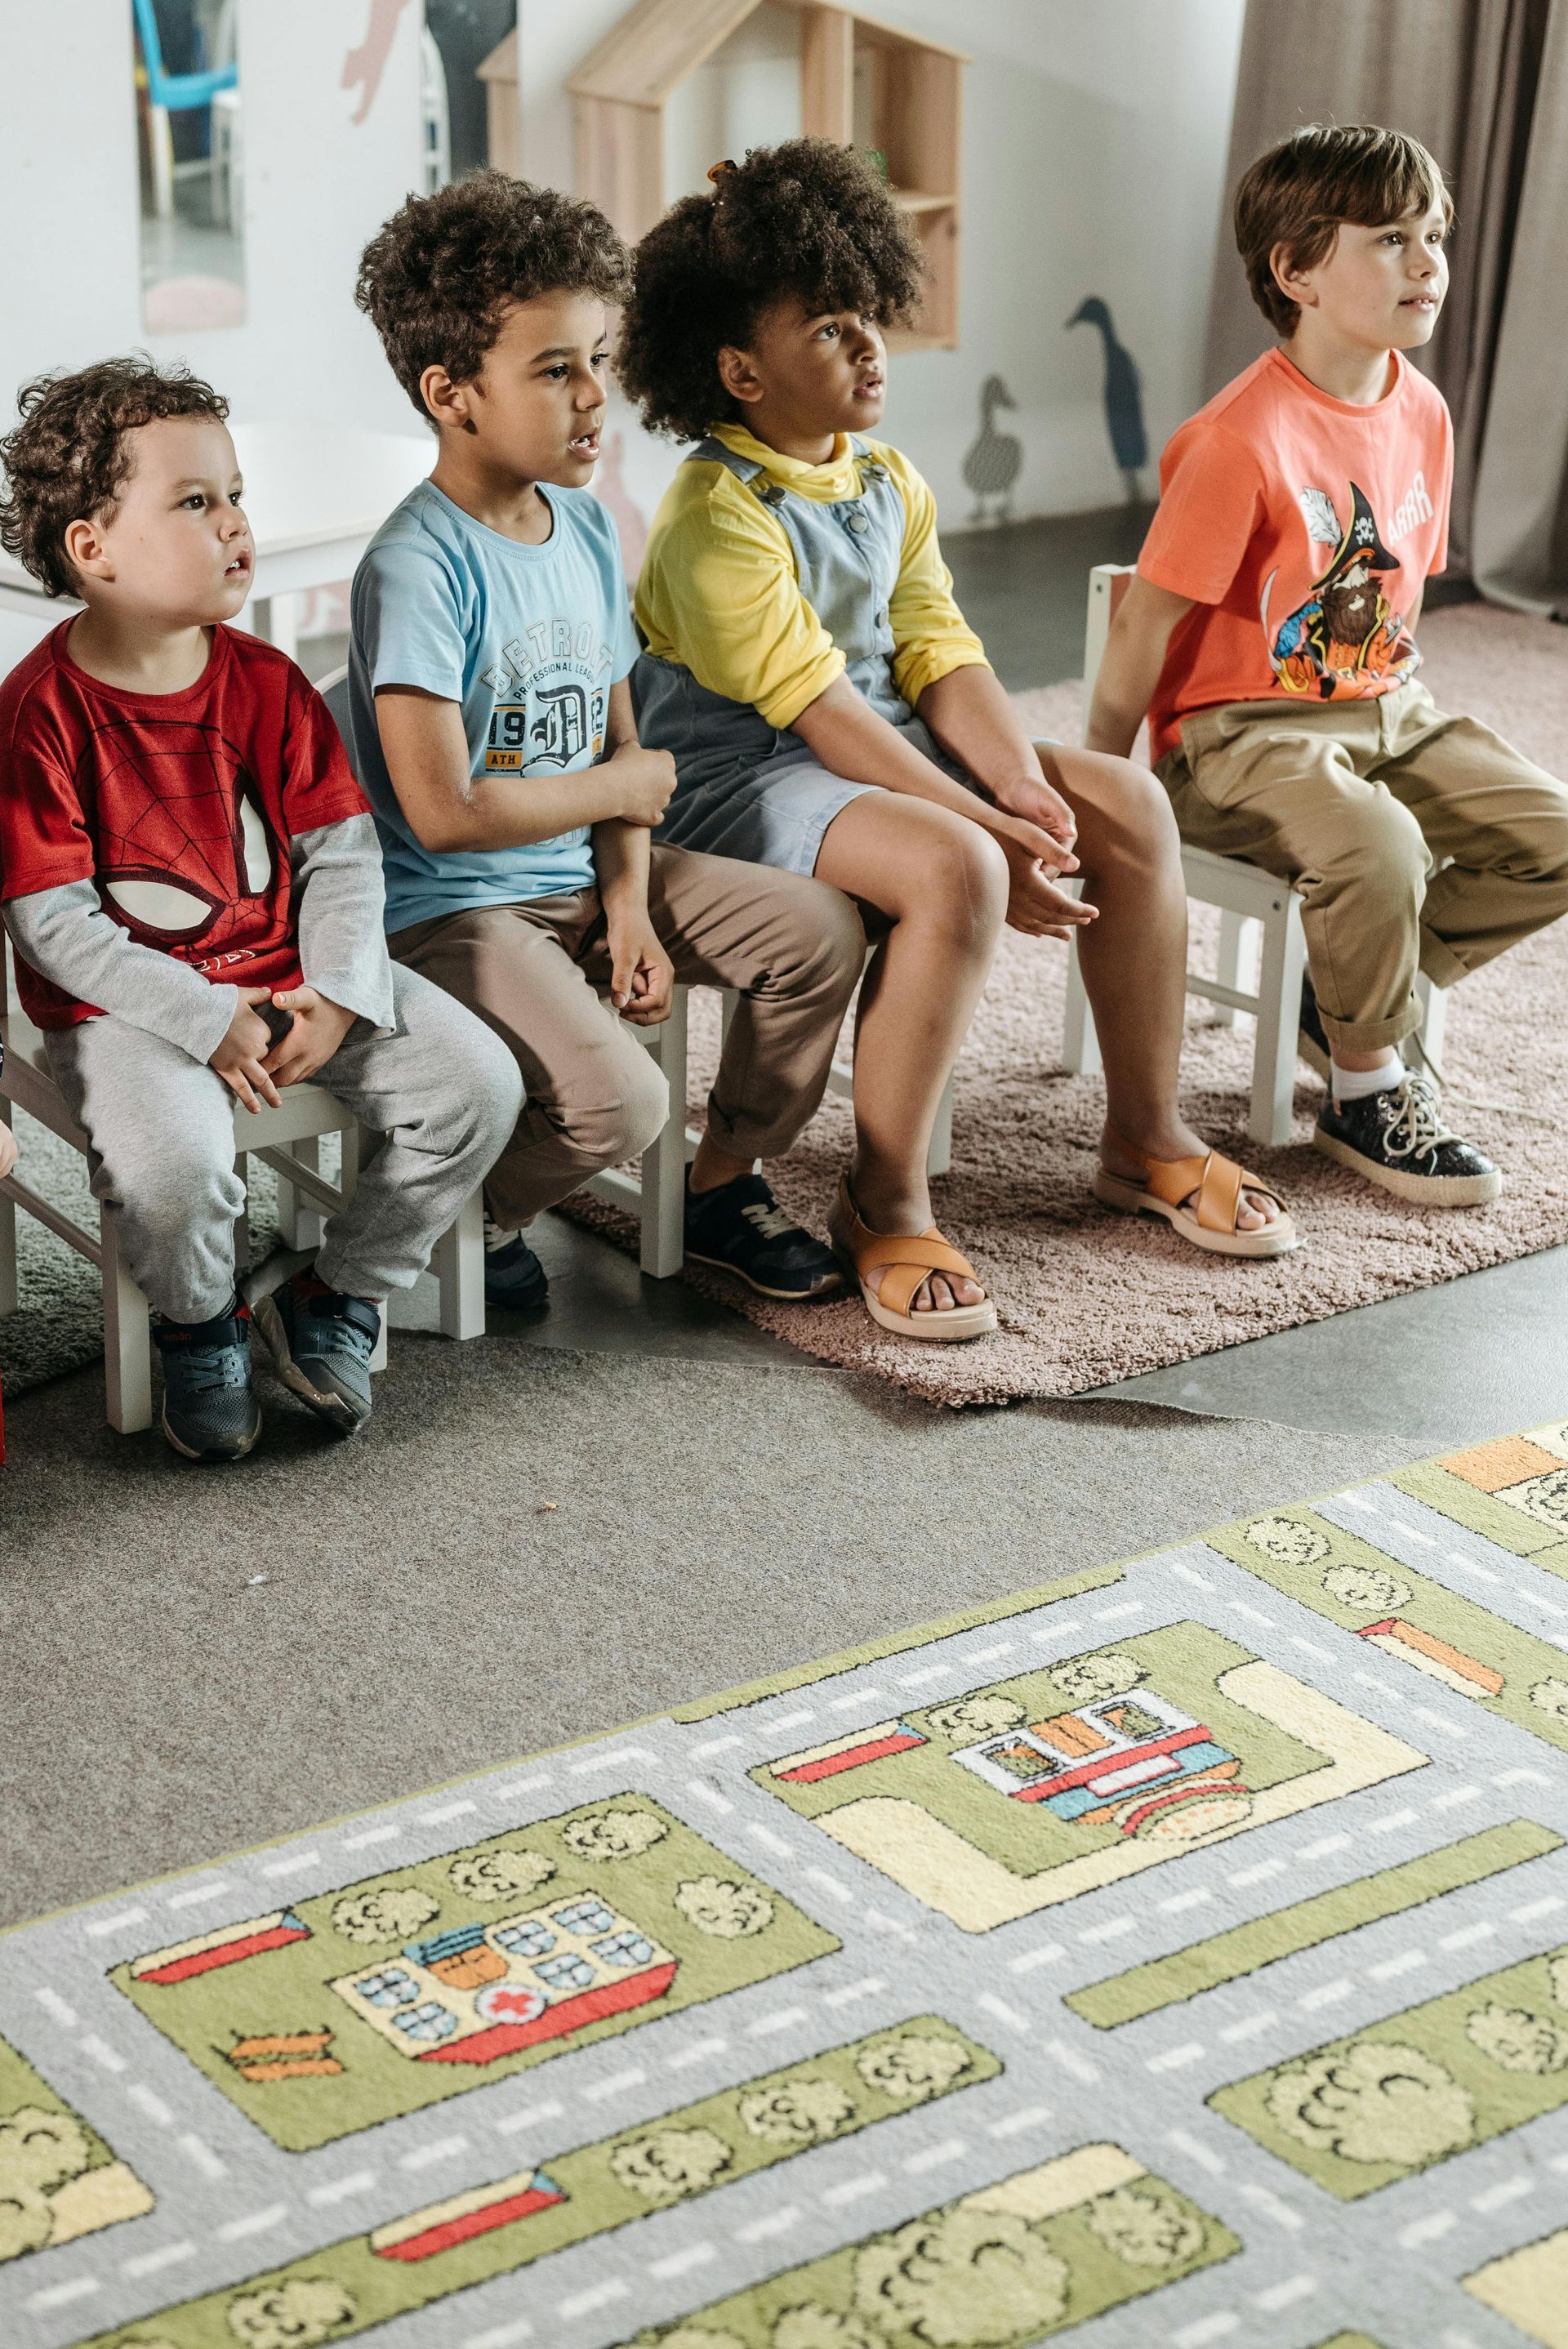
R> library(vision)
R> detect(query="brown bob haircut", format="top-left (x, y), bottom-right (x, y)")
top-left (1234, 123), bottom-right (1453, 337)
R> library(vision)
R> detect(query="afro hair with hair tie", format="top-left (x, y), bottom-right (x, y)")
top-left (616, 139), bottom-right (925, 445)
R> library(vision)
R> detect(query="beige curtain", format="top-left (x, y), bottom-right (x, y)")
top-left (1203, 0), bottom-right (1568, 614)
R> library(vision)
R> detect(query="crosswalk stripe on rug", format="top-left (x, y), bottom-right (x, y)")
top-left (5, 1420), bottom-right (1568, 2347)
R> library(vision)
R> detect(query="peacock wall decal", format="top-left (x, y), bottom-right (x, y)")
top-left (1067, 296), bottom-right (1148, 505)
top-left (961, 374), bottom-right (1022, 525)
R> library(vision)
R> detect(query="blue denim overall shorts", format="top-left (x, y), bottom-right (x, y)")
top-left (633, 435), bottom-right (970, 878)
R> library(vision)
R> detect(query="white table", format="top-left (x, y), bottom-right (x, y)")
top-left (0, 419), bottom-right (434, 660)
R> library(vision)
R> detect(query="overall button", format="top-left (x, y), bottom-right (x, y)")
top-left (846, 510), bottom-right (869, 534)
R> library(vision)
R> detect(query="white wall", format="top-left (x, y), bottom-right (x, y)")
top-left (0, 0), bottom-right (430, 438)
top-left (519, 0), bottom-right (1246, 536)
top-left (0, 0), bottom-right (1244, 585)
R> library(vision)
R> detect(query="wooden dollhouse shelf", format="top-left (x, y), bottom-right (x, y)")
top-left (559, 0), bottom-right (969, 349)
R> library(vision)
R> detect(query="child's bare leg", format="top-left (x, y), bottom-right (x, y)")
top-left (813, 791), bottom-right (1008, 1310)
top-left (1039, 742), bottom-right (1279, 1230)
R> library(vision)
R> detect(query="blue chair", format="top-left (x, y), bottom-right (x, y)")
top-left (132, 0), bottom-right (237, 216)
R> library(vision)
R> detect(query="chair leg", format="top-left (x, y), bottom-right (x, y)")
top-left (1250, 893), bottom-right (1307, 1146)
top-left (346, 1125), bottom-right (390, 1372)
top-left (1412, 969), bottom-right (1449, 1076)
top-left (1061, 943), bottom-right (1102, 1076)
top-left (927, 1072), bottom-right (955, 1179)
top-left (275, 1135), bottom-right (323, 1252)
top-left (433, 1186), bottom-right (487, 1340)
top-left (639, 989), bottom-right (689, 1278)
top-left (1215, 911), bottom-right (1250, 1029)
top-left (0, 1104), bottom-right (17, 1318)
top-left (100, 1208), bottom-right (154, 1435)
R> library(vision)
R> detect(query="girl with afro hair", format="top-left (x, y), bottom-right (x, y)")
top-left (619, 143), bottom-right (1294, 1337)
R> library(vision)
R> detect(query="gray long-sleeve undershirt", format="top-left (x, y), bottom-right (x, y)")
top-left (3, 813), bottom-right (396, 1065)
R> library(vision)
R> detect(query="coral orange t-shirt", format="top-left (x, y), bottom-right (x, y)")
top-left (1138, 346), bottom-right (1453, 764)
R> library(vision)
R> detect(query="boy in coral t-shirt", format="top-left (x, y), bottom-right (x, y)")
top-left (1088, 123), bottom-right (1568, 1206)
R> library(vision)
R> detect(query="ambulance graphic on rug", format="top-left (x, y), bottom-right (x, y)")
top-left (949, 1688), bottom-right (1249, 1839)
top-left (330, 1891), bottom-right (678, 2063)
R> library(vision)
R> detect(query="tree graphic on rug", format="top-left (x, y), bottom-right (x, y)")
top-left (0, 2032), bottom-right (153, 2267)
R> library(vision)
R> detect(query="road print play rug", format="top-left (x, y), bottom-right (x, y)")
top-left (7, 1430), bottom-right (1568, 2349)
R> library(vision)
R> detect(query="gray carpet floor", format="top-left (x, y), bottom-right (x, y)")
top-left (0, 1332), bottom-right (1421, 1928)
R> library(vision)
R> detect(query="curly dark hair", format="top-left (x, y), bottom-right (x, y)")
top-left (355, 169), bottom-right (633, 421)
top-left (1235, 123), bottom-right (1452, 336)
top-left (616, 140), bottom-right (925, 443)
top-left (0, 355), bottom-right (229, 600)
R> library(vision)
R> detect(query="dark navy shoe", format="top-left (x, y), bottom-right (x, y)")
top-left (684, 1170), bottom-right (843, 1301)
top-left (1314, 1071), bottom-right (1501, 1205)
top-left (253, 1271), bottom-right (379, 1435)
top-left (151, 1297), bottom-right (261, 1463)
top-left (482, 1205), bottom-right (550, 1311)
top-left (1298, 976), bottom-right (1331, 1081)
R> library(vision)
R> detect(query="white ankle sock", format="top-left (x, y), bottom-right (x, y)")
top-left (1331, 1058), bottom-right (1403, 1105)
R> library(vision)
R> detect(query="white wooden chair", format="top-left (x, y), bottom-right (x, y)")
top-left (583, 978), bottom-right (954, 1281)
top-left (1062, 564), bottom-right (1446, 1144)
top-left (0, 932), bottom-right (491, 1431)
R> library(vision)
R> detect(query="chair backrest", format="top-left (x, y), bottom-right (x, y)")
top-left (1082, 564), bottom-right (1135, 739)
top-left (315, 666), bottom-right (358, 781)
top-left (132, 0), bottom-right (238, 109)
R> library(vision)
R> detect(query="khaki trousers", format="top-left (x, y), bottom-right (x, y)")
top-left (390, 843), bottom-right (865, 1228)
top-left (1157, 680), bottom-right (1568, 1053)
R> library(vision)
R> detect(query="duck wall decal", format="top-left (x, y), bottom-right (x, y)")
top-left (962, 375), bottom-right (1022, 525)
top-left (1067, 296), bottom-right (1148, 504)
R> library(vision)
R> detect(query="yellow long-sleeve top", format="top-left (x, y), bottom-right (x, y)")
top-left (634, 423), bottom-right (989, 729)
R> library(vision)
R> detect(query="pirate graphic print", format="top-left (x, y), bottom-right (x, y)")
top-left (1262, 480), bottom-right (1420, 702)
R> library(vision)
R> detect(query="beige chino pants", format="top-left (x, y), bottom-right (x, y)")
top-left (390, 843), bottom-right (865, 1229)
top-left (1157, 679), bottom-right (1568, 1053)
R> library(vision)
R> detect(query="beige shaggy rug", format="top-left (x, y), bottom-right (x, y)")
top-left (566, 604), bottom-right (1568, 1405)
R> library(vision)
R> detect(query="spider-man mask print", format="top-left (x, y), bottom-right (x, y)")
top-left (84, 717), bottom-right (289, 973)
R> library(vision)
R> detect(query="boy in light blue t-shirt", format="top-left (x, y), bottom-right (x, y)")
top-left (350, 174), bottom-right (864, 1311)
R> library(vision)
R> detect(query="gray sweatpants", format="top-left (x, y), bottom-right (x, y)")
top-left (45, 962), bottom-right (523, 1323)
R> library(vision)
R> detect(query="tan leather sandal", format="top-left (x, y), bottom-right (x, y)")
top-left (1093, 1139), bottom-right (1298, 1259)
top-left (827, 1174), bottom-right (998, 1341)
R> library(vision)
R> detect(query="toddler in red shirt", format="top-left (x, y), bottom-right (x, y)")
top-left (0, 359), bottom-right (520, 1460)
top-left (1088, 124), bottom-right (1568, 1207)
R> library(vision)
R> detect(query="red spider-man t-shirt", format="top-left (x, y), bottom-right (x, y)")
top-left (0, 622), bottom-right (370, 1029)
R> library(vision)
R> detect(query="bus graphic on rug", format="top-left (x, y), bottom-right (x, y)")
top-left (949, 1688), bottom-right (1247, 1836)
top-left (329, 1891), bottom-right (677, 2064)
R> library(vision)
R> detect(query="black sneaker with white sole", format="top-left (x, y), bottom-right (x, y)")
top-left (252, 1271), bottom-right (380, 1435)
top-left (1314, 1070), bottom-right (1501, 1205)
top-left (684, 1170), bottom-right (843, 1300)
top-left (151, 1296), bottom-right (261, 1462)
top-left (483, 1204), bottom-right (550, 1311)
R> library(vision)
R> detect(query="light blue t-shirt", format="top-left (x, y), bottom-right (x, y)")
top-left (347, 479), bottom-right (638, 933)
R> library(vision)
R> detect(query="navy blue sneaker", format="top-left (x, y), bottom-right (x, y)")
top-left (253, 1271), bottom-right (380, 1436)
top-left (684, 1170), bottom-right (842, 1301)
top-left (151, 1296), bottom-right (261, 1463)
top-left (483, 1205), bottom-right (550, 1311)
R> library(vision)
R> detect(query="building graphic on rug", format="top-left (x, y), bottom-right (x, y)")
top-left (0, 2031), bottom-right (154, 2267)
top-left (755, 1624), bottom-right (1427, 1931)
top-left (1209, 1937), bottom-right (1568, 2198)
top-left (1400, 1419), bottom-right (1568, 1581)
top-left (65, 2021), bottom-right (999, 2347)
top-left (330, 1890), bottom-right (678, 2063)
top-left (606, 2142), bottom-right (1237, 2347)
top-left (110, 1797), bottom-right (840, 2153)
